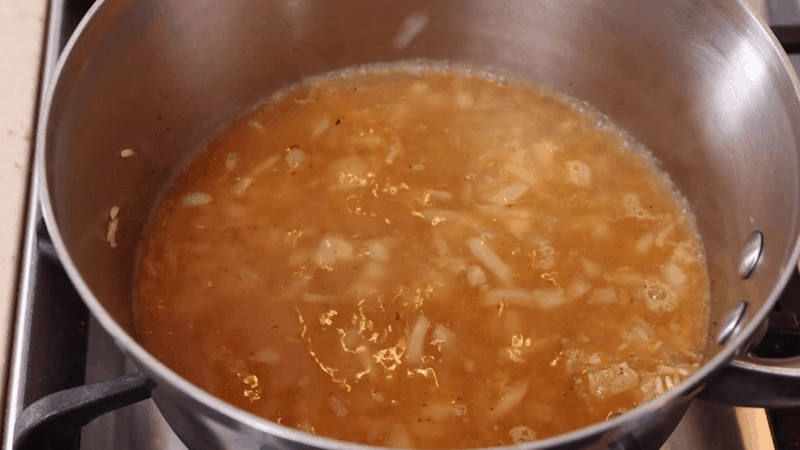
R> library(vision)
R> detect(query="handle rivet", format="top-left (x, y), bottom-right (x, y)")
top-left (717, 300), bottom-right (748, 345)
top-left (738, 231), bottom-right (763, 279)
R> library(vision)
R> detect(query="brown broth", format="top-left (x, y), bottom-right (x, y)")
top-left (135, 71), bottom-right (709, 448)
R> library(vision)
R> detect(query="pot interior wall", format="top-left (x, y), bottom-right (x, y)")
top-left (44, 0), bottom-right (800, 363)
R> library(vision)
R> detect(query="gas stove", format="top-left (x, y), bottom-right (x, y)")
top-left (4, 1), bottom-right (800, 449)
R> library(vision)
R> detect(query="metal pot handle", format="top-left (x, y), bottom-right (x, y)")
top-left (698, 354), bottom-right (800, 407)
top-left (698, 311), bottom-right (800, 407)
top-left (13, 370), bottom-right (152, 450)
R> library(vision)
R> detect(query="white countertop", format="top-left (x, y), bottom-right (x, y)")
top-left (0, 0), bottom-right (47, 430)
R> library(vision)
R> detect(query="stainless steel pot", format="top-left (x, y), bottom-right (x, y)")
top-left (33, 0), bottom-right (800, 448)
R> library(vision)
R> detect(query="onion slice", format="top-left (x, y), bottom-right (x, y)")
top-left (466, 265), bottom-right (487, 287)
top-left (182, 192), bottom-right (212, 207)
top-left (487, 382), bottom-right (529, 421)
top-left (406, 316), bottom-right (431, 365)
top-left (431, 324), bottom-right (455, 347)
top-left (466, 237), bottom-right (512, 285)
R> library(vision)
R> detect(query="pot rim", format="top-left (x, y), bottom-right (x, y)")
top-left (36, 0), bottom-right (800, 448)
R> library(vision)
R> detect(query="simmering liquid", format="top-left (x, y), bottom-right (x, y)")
top-left (135, 71), bottom-right (709, 448)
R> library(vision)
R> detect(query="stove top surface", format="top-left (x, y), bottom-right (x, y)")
top-left (7, 1), bottom-right (800, 449)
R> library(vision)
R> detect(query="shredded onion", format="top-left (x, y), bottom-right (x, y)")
top-left (386, 424), bottom-right (414, 448)
top-left (432, 257), bottom-right (466, 275)
top-left (286, 147), bottom-right (310, 172)
top-left (420, 399), bottom-right (454, 420)
top-left (106, 218), bottom-right (118, 248)
top-left (623, 320), bottom-right (653, 343)
top-left (431, 235), bottom-right (450, 257)
top-left (232, 178), bottom-right (254, 195)
top-left (410, 421), bottom-right (448, 439)
top-left (462, 181), bottom-right (474, 204)
top-left (350, 135), bottom-right (384, 148)
top-left (328, 394), bottom-right (349, 417)
top-left (635, 231), bottom-right (657, 253)
top-left (534, 140), bottom-right (558, 163)
top-left (566, 280), bottom-right (591, 299)
top-left (288, 249), bottom-right (310, 267)
top-left (655, 224), bottom-right (676, 247)
top-left (615, 269), bottom-right (645, 290)
top-left (486, 288), bottom-right (565, 309)
top-left (504, 164), bottom-right (537, 184)
top-left (406, 316), bottom-right (431, 365)
top-left (510, 426), bottom-right (537, 444)
top-left (487, 382), bottom-right (529, 421)
top-left (477, 204), bottom-right (533, 239)
top-left (423, 210), bottom-right (481, 230)
top-left (456, 92), bottom-right (474, 109)
top-left (363, 261), bottom-right (386, 279)
top-left (232, 154), bottom-right (280, 195)
top-left (466, 237), bottom-right (512, 285)
top-left (330, 156), bottom-right (368, 190)
top-left (182, 192), bottom-right (212, 207)
top-left (581, 258), bottom-right (602, 279)
top-left (431, 324), bottom-right (455, 347)
top-left (491, 184), bottom-right (529, 205)
top-left (661, 261), bottom-right (686, 286)
top-left (587, 362), bottom-right (639, 397)
top-left (276, 274), bottom-right (311, 301)
top-left (592, 221), bottom-right (612, 241)
top-left (359, 351), bottom-right (377, 381)
top-left (343, 328), bottom-right (360, 350)
top-left (314, 234), bottom-right (354, 267)
top-left (425, 189), bottom-right (454, 202)
top-left (566, 160), bottom-right (591, 186)
top-left (348, 261), bottom-right (387, 298)
top-left (466, 265), bottom-right (487, 287)
top-left (386, 145), bottom-right (403, 165)
top-left (311, 116), bottom-right (330, 137)
top-left (225, 153), bottom-right (237, 171)
top-left (239, 267), bottom-right (261, 283)
top-left (251, 154), bottom-right (281, 177)
top-left (253, 349), bottom-right (281, 363)
top-left (365, 240), bottom-right (390, 262)
top-left (485, 288), bottom-right (535, 308)
top-left (302, 293), bottom-right (337, 303)
top-left (589, 287), bottom-right (617, 304)
top-left (532, 288), bottom-right (566, 309)
top-left (655, 376), bottom-right (665, 395)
